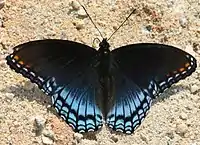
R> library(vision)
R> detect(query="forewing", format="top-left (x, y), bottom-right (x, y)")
top-left (112, 43), bottom-right (196, 95)
top-left (6, 39), bottom-right (103, 133)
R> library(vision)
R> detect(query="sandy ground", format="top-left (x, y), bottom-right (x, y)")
top-left (0, 0), bottom-right (200, 145)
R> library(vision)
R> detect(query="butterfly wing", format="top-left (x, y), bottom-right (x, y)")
top-left (6, 39), bottom-right (103, 133)
top-left (106, 70), bottom-right (152, 134)
top-left (106, 43), bottom-right (197, 134)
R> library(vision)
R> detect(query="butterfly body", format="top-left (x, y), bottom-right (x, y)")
top-left (97, 39), bottom-right (113, 117)
top-left (6, 38), bottom-right (197, 134)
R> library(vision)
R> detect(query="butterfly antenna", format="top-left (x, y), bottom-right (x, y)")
top-left (107, 9), bottom-right (136, 41)
top-left (79, 2), bottom-right (104, 39)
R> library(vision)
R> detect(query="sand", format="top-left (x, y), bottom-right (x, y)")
top-left (0, 0), bottom-right (200, 145)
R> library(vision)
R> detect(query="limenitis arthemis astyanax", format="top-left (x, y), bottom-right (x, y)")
top-left (6, 38), bottom-right (197, 134)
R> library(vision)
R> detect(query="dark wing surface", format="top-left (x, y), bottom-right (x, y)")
top-left (106, 43), bottom-right (196, 134)
top-left (6, 39), bottom-right (103, 133)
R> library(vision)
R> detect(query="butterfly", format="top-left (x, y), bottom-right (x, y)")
top-left (6, 38), bottom-right (197, 134)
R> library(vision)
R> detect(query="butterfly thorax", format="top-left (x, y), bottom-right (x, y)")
top-left (98, 38), bottom-right (111, 74)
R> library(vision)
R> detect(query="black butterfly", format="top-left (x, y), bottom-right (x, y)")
top-left (6, 38), bottom-right (197, 134)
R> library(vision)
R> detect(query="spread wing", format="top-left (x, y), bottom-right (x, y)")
top-left (106, 43), bottom-right (196, 134)
top-left (6, 39), bottom-right (103, 133)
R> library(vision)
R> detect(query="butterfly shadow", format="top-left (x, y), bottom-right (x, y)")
top-left (1, 81), bottom-right (51, 107)
top-left (152, 84), bottom-right (190, 104)
top-left (81, 126), bottom-right (127, 141)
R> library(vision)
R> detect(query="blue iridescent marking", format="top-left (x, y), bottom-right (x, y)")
top-left (78, 102), bottom-right (86, 116)
top-left (68, 112), bottom-right (76, 122)
top-left (132, 115), bottom-right (138, 123)
top-left (60, 106), bottom-right (69, 114)
top-left (56, 100), bottom-right (63, 107)
top-left (116, 119), bottom-right (124, 126)
top-left (124, 105), bottom-right (131, 117)
top-left (138, 109), bottom-right (143, 116)
top-left (125, 121), bottom-right (132, 127)
top-left (133, 120), bottom-right (139, 127)
top-left (60, 88), bottom-right (70, 101)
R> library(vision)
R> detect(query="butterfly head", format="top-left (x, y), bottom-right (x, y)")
top-left (99, 38), bottom-right (110, 52)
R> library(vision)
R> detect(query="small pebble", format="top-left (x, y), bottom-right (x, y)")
top-left (179, 112), bottom-right (188, 120)
top-left (77, 8), bottom-right (87, 18)
top-left (167, 0), bottom-right (175, 7)
top-left (175, 123), bottom-right (188, 137)
top-left (5, 92), bottom-right (15, 101)
top-left (179, 15), bottom-right (188, 28)
top-left (42, 129), bottom-right (55, 141)
top-left (34, 116), bottom-right (46, 136)
top-left (166, 131), bottom-right (174, 139)
top-left (13, 120), bottom-right (20, 127)
top-left (24, 81), bottom-right (35, 91)
top-left (0, 0), bottom-right (5, 10)
top-left (73, 133), bottom-right (83, 143)
top-left (73, 20), bottom-right (85, 30)
top-left (140, 133), bottom-right (148, 143)
top-left (42, 135), bottom-right (54, 145)
top-left (113, 24), bottom-right (118, 30)
top-left (193, 43), bottom-right (200, 55)
top-left (0, 60), bottom-right (6, 67)
top-left (60, 31), bottom-right (67, 40)
top-left (145, 25), bottom-right (152, 32)
top-left (185, 105), bottom-right (192, 110)
top-left (142, 25), bottom-right (151, 34)
top-left (111, 135), bottom-right (118, 143)
top-left (70, 1), bottom-right (80, 11)
top-left (190, 84), bottom-right (199, 94)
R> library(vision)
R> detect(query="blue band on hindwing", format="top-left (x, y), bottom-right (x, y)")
top-left (42, 77), bottom-right (103, 132)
